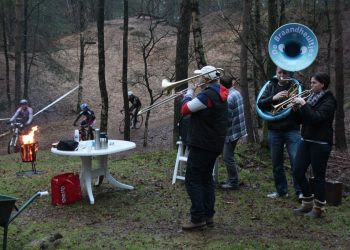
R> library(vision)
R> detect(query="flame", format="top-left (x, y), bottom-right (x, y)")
top-left (22, 126), bottom-right (38, 144)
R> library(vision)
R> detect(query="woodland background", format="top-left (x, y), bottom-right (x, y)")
top-left (0, 0), bottom-right (349, 152)
top-left (0, 1), bottom-right (350, 249)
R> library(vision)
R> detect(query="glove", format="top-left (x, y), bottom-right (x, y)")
top-left (73, 123), bottom-right (77, 127)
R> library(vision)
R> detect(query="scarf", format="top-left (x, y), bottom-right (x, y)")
top-left (307, 90), bottom-right (326, 107)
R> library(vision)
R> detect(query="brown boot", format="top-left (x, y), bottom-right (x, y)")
top-left (305, 199), bottom-right (326, 218)
top-left (293, 195), bottom-right (314, 214)
top-left (182, 220), bottom-right (206, 231)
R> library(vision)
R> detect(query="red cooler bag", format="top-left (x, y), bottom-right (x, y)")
top-left (51, 173), bottom-right (82, 205)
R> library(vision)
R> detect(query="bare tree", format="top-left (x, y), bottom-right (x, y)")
top-left (240, 0), bottom-right (255, 143)
top-left (172, 0), bottom-right (192, 146)
top-left (77, 0), bottom-right (86, 113)
top-left (191, 0), bottom-right (207, 68)
top-left (1, 0), bottom-right (11, 110)
top-left (97, 0), bottom-right (108, 132)
top-left (122, 0), bottom-right (131, 140)
top-left (324, 0), bottom-right (332, 76)
top-left (137, 18), bottom-right (169, 147)
top-left (14, 0), bottom-right (23, 105)
top-left (333, 0), bottom-right (347, 150)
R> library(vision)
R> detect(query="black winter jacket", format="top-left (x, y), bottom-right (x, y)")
top-left (257, 79), bottom-right (300, 131)
top-left (187, 88), bottom-right (228, 153)
top-left (295, 91), bottom-right (337, 145)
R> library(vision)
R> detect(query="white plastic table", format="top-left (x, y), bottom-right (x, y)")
top-left (51, 140), bottom-right (136, 204)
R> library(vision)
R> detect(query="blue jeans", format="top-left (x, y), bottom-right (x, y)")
top-left (222, 139), bottom-right (239, 186)
top-left (268, 130), bottom-right (301, 196)
top-left (293, 140), bottom-right (331, 202)
top-left (185, 146), bottom-right (219, 223)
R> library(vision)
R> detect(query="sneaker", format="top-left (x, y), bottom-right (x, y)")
top-left (267, 192), bottom-right (289, 198)
top-left (182, 221), bottom-right (206, 231)
top-left (221, 183), bottom-right (239, 190)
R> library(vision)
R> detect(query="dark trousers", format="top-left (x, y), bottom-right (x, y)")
top-left (185, 146), bottom-right (219, 223)
top-left (293, 140), bottom-right (331, 202)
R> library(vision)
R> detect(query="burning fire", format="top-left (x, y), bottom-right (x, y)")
top-left (20, 126), bottom-right (39, 162)
top-left (22, 126), bottom-right (38, 144)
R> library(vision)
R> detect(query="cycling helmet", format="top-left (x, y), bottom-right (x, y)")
top-left (128, 91), bottom-right (133, 97)
top-left (19, 99), bottom-right (28, 105)
top-left (80, 103), bottom-right (89, 110)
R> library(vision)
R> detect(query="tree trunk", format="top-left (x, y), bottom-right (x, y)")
top-left (278, 0), bottom-right (285, 26)
top-left (77, 0), bottom-right (85, 113)
top-left (333, 0), bottom-right (347, 150)
top-left (261, 0), bottom-right (279, 148)
top-left (324, 0), bottom-right (332, 76)
top-left (172, 0), bottom-right (192, 147)
top-left (23, 0), bottom-right (28, 99)
top-left (253, 0), bottom-right (263, 130)
top-left (15, 0), bottom-right (23, 104)
top-left (1, 0), bottom-right (11, 110)
top-left (191, 0), bottom-right (206, 68)
top-left (122, 0), bottom-right (131, 140)
top-left (97, 0), bottom-right (109, 132)
top-left (240, 0), bottom-right (255, 143)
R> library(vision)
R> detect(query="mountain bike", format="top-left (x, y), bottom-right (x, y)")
top-left (7, 118), bottom-right (23, 154)
top-left (78, 124), bottom-right (94, 141)
top-left (119, 109), bottom-right (143, 134)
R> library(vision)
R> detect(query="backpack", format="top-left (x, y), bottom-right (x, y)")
top-left (57, 140), bottom-right (79, 151)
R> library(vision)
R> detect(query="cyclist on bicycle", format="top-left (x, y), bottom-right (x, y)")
top-left (8, 99), bottom-right (33, 134)
top-left (73, 103), bottom-right (96, 139)
top-left (128, 91), bottom-right (141, 128)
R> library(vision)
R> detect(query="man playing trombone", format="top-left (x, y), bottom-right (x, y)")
top-left (257, 66), bottom-right (302, 200)
top-left (180, 65), bottom-right (228, 230)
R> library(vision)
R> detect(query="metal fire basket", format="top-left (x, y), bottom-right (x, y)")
top-left (0, 191), bottom-right (48, 250)
top-left (17, 142), bottom-right (44, 176)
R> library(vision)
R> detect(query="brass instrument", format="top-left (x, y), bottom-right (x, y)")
top-left (271, 89), bottom-right (312, 114)
top-left (138, 68), bottom-right (224, 115)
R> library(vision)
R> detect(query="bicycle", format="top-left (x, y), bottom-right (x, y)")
top-left (78, 124), bottom-right (94, 141)
top-left (7, 118), bottom-right (23, 154)
top-left (119, 109), bottom-right (143, 134)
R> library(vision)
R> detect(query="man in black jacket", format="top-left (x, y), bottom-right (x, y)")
top-left (180, 65), bottom-right (228, 230)
top-left (257, 67), bottom-right (302, 199)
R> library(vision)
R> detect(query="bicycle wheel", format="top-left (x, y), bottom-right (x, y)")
top-left (134, 114), bottom-right (143, 129)
top-left (8, 135), bottom-right (19, 154)
top-left (119, 118), bottom-right (125, 134)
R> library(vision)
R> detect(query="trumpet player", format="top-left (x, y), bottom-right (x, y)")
top-left (292, 72), bottom-right (336, 218)
top-left (180, 65), bottom-right (228, 230)
top-left (257, 66), bottom-right (302, 200)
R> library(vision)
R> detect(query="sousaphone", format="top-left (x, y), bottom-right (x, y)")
top-left (256, 23), bottom-right (318, 121)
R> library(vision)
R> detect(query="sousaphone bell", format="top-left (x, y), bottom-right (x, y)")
top-left (256, 23), bottom-right (318, 121)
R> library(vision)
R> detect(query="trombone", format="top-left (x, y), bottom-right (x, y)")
top-left (271, 89), bottom-right (312, 114)
top-left (138, 68), bottom-right (224, 115)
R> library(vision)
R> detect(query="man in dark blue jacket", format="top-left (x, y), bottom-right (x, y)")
top-left (257, 67), bottom-right (302, 199)
top-left (181, 65), bottom-right (228, 230)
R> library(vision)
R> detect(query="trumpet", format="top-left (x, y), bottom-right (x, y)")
top-left (138, 68), bottom-right (224, 115)
top-left (272, 89), bottom-right (312, 114)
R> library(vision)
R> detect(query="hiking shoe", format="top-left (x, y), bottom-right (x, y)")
top-left (221, 183), bottom-right (239, 190)
top-left (267, 192), bottom-right (288, 198)
top-left (182, 221), bottom-right (206, 231)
